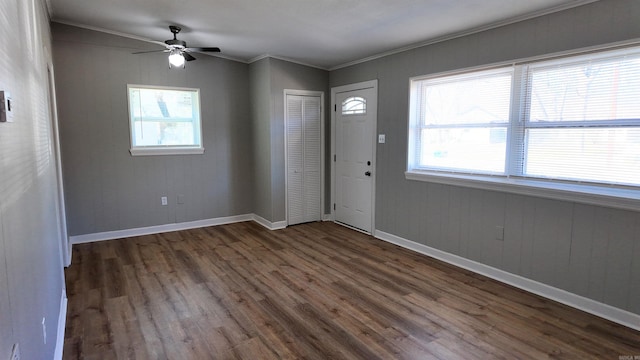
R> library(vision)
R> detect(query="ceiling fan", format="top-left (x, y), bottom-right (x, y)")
top-left (133, 25), bottom-right (221, 68)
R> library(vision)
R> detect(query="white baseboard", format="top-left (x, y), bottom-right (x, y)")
top-left (66, 216), bottom-right (638, 330)
top-left (252, 214), bottom-right (287, 230)
top-left (65, 242), bottom-right (72, 267)
top-left (68, 214), bottom-right (288, 245)
top-left (54, 290), bottom-right (67, 360)
top-left (374, 229), bottom-right (640, 332)
top-left (70, 214), bottom-right (254, 244)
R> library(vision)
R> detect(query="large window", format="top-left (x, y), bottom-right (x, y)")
top-left (410, 68), bottom-right (513, 174)
top-left (408, 45), bottom-right (640, 206)
top-left (127, 85), bottom-right (203, 156)
top-left (523, 52), bottom-right (640, 185)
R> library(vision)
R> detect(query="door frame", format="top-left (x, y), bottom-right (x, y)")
top-left (283, 89), bottom-right (325, 226)
top-left (330, 79), bottom-right (378, 234)
top-left (46, 60), bottom-right (70, 267)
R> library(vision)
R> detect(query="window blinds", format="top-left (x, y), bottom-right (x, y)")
top-left (522, 47), bottom-right (640, 186)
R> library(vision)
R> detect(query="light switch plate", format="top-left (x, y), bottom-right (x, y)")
top-left (378, 134), bottom-right (386, 143)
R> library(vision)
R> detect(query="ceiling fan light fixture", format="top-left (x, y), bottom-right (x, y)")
top-left (132, 26), bottom-right (219, 66)
top-left (168, 50), bottom-right (185, 68)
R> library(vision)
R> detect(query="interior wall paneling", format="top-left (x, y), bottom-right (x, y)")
top-left (52, 23), bottom-right (254, 237)
top-left (329, 0), bottom-right (640, 318)
top-left (0, 0), bottom-right (66, 359)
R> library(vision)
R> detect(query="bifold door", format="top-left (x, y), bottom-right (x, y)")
top-left (286, 94), bottom-right (322, 226)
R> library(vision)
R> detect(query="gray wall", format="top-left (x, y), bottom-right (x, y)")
top-left (249, 59), bottom-right (273, 221)
top-left (50, 0), bottom-right (639, 327)
top-left (269, 58), bottom-right (330, 222)
top-left (330, 0), bottom-right (640, 315)
top-left (54, 24), bottom-right (329, 232)
top-left (53, 23), bottom-right (254, 236)
top-left (250, 58), bottom-right (329, 223)
top-left (0, 0), bottom-right (66, 359)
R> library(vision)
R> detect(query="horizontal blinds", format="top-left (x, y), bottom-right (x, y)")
top-left (409, 43), bottom-right (640, 188)
top-left (414, 67), bottom-right (512, 174)
top-left (522, 47), bottom-right (640, 186)
top-left (420, 68), bottom-right (512, 126)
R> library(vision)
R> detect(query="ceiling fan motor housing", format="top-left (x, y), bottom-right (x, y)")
top-left (166, 25), bottom-right (186, 48)
top-left (165, 39), bottom-right (187, 48)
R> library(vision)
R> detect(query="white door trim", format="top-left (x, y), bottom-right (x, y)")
top-left (284, 89), bottom-right (325, 226)
top-left (46, 61), bottom-right (70, 267)
top-left (330, 79), bottom-right (378, 233)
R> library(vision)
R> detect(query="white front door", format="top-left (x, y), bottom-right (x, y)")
top-left (333, 81), bottom-right (377, 233)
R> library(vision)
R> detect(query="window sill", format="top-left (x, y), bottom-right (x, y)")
top-left (130, 147), bottom-right (205, 156)
top-left (405, 170), bottom-right (640, 212)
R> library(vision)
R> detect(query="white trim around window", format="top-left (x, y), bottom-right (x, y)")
top-left (127, 84), bottom-right (204, 156)
top-left (406, 41), bottom-right (640, 211)
top-left (129, 147), bottom-right (205, 156)
top-left (405, 171), bottom-right (640, 212)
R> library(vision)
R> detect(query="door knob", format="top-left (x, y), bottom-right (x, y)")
top-left (365, 171), bottom-right (371, 176)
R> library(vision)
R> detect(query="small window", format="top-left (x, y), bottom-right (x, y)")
top-left (342, 96), bottom-right (366, 115)
top-left (127, 85), bottom-right (204, 156)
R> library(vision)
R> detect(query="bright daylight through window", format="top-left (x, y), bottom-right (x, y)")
top-left (342, 96), bottom-right (367, 115)
top-left (128, 85), bottom-right (203, 156)
top-left (407, 44), bottom-right (640, 205)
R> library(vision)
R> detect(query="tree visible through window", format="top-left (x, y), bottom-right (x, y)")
top-left (127, 85), bottom-right (203, 155)
top-left (524, 54), bottom-right (640, 185)
top-left (408, 45), bottom-right (640, 188)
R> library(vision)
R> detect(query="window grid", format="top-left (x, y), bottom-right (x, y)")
top-left (409, 44), bottom-right (640, 189)
top-left (341, 96), bottom-right (366, 115)
top-left (411, 67), bottom-right (513, 175)
top-left (127, 84), bottom-right (204, 156)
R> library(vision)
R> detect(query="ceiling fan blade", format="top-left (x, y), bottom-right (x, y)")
top-left (185, 47), bottom-right (221, 53)
top-left (132, 49), bottom-right (169, 54)
top-left (183, 52), bottom-right (196, 61)
top-left (150, 40), bottom-right (170, 48)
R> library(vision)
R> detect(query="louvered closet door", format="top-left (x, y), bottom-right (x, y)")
top-left (287, 94), bottom-right (321, 226)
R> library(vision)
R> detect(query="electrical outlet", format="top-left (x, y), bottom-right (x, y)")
top-left (10, 343), bottom-right (20, 360)
top-left (161, 196), bottom-right (168, 206)
top-left (495, 226), bottom-right (504, 241)
top-left (378, 134), bottom-right (386, 143)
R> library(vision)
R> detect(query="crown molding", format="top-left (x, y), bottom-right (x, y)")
top-left (330, 0), bottom-right (599, 71)
top-left (51, 0), bottom-right (599, 72)
top-left (51, 19), bottom-right (246, 64)
top-left (248, 54), bottom-right (328, 70)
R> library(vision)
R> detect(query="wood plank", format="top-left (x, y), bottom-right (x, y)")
top-left (64, 221), bottom-right (640, 359)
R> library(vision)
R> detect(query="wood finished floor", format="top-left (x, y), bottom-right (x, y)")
top-left (63, 221), bottom-right (640, 359)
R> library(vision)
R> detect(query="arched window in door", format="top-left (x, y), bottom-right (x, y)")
top-left (341, 96), bottom-right (366, 115)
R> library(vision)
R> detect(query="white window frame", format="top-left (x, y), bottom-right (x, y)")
top-left (127, 84), bottom-right (204, 156)
top-left (408, 66), bottom-right (514, 175)
top-left (406, 42), bottom-right (640, 212)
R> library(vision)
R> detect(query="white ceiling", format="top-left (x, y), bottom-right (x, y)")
top-left (49, 0), bottom-right (595, 69)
